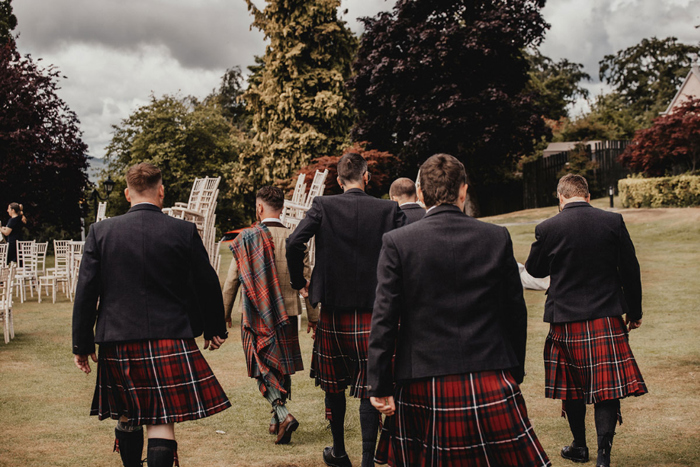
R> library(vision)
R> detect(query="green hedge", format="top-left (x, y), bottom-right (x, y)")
top-left (618, 174), bottom-right (700, 208)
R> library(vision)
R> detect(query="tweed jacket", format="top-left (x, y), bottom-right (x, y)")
top-left (399, 202), bottom-right (426, 224)
top-left (525, 201), bottom-right (642, 323)
top-left (286, 188), bottom-right (406, 309)
top-left (367, 205), bottom-right (527, 397)
top-left (72, 203), bottom-right (227, 356)
top-left (223, 220), bottom-right (317, 323)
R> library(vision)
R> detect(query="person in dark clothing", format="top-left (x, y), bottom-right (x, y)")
top-left (286, 153), bottom-right (406, 467)
top-left (389, 177), bottom-right (425, 224)
top-left (525, 174), bottom-right (647, 467)
top-left (72, 163), bottom-right (230, 467)
top-left (1, 203), bottom-right (26, 264)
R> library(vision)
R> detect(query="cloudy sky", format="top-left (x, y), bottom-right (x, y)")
top-left (12, 0), bottom-right (700, 161)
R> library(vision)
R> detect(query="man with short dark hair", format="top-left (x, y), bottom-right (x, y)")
top-left (222, 185), bottom-right (317, 444)
top-left (368, 153), bottom-right (550, 466)
top-left (286, 152), bottom-right (406, 467)
top-left (526, 173), bottom-right (647, 467)
top-left (389, 177), bottom-right (425, 224)
top-left (73, 162), bottom-right (230, 467)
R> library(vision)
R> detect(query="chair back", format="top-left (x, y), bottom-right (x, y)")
top-left (0, 243), bottom-right (7, 266)
top-left (53, 240), bottom-right (71, 276)
top-left (0, 264), bottom-right (14, 308)
top-left (16, 241), bottom-right (37, 273)
top-left (35, 242), bottom-right (49, 275)
top-left (96, 202), bottom-right (108, 222)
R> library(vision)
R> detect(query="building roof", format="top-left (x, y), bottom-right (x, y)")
top-left (661, 64), bottom-right (700, 115)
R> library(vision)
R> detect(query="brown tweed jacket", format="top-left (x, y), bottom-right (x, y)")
top-left (223, 220), bottom-right (317, 323)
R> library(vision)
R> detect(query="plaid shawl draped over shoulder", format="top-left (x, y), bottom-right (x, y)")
top-left (230, 223), bottom-right (298, 394)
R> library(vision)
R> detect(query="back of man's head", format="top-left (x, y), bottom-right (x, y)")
top-left (126, 163), bottom-right (162, 195)
top-left (557, 174), bottom-right (589, 199)
top-left (256, 186), bottom-right (284, 211)
top-left (337, 152), bottom-right (368, 185)
top-left (389, 177), bottom-right (417, 202)
top-left (419, 154), bottom-right (467, 208)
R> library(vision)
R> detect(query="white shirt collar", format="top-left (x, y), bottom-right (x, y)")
top-left (262, 217), bottom-right (283, 224)
top-left (400, 201), bottom-right (421, 208)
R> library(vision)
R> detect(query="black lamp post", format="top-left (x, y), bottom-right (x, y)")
top-left (92, 175), bottom-right (116, 222)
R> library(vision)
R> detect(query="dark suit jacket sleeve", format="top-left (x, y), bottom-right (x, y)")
top-left (618, 217), bottom-right (642, 321)
top-left (286, 199), bottom-right (322, 290)
top-left (367, 233), bottom-right (403, 397)
top-left (72, 228), bottom-right (101, 355)
top-left (525, 223), bottom-right (550, 278)
top-left (189, 223), bottom-right (228, 340)
top-left (394, 205), bottom-right (407, 228)
top-left (500, 228), bottom-right (528, 384)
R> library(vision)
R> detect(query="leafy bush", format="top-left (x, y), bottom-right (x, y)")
top-left (618, 174), bottom-right (700, 208)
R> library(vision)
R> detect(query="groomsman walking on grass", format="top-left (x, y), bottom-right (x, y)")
top-left (72, 163), bottom-right (230, 467)
top-left (286, 152), bottom-right (406, 467)
top-left (526, 173), bottom-right (647, 467)
top-left (389, 177), bottom-right (425, 224)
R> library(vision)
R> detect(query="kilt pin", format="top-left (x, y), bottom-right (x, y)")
top-left (92, 338), bottom-right (231, 426)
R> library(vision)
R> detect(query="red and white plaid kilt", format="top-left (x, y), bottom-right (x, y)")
top-left (544, 316), bottom-right (647, 404)
top-left (310, 307), bottom-right (372, 399)
top-left (374, 371), bottom-right (551, 467)
top-left (91, 339), bottom-right (231, 426)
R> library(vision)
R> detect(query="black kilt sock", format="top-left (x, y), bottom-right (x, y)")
top-left (359, 398), bottom-right (380, 467)
top-left (325, 391), bottom-right (347, 457)
top-left (114, 424), bottom-right (143, 467)
top-left (564, 399), bottom-right (587, 447)
top-left (147, 438), bottom-right (177, 467)
top-left (594, 399), bottom-right (619, 466)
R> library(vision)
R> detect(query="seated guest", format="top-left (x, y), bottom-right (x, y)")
top-left (389, 177), bottom-right (425, 224)
top-left (72, 163), bottom-right (230, 467)
top-left (223, 186), bottom-right (317, 445)
top-left (368, 154), bottom-right (550, 467)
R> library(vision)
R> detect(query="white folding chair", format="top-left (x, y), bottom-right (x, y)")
top-left (0, 243), bottom-right (8, 266)
top-left (1, 264), bottom-right (16, 343)
top-left (15, 240), bottom-right (37, 302)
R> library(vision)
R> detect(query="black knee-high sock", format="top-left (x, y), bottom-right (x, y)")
top-left (147, 438), bottom-right (177, 467)
top-left (325, 392), bottom-right (347, 457)
top-left (359, 398), bottom-right (380, 467)
top-left (114, 423), bottom-right (143, 467)
top-left (594, 399), bottom-right (619, 465)
top-left (564, 399), bottom-right (587, 447)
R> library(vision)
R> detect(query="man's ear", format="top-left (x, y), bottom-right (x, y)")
top-left (417, 186), bottom-right (425, 205)
top-left (458, 183), bottom-right (468, 203)
top-left (158, 184), bottom-right (165, 199)
top-left (124, 187), bottom-right (131, 203)
top-left (337, 176), bottom-right (343, 189)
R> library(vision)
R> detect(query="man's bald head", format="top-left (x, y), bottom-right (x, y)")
top-left (389, 177), bottom-right (418, 204)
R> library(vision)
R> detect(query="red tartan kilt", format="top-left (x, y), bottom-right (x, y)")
top-left (544, 316), bottom-right (647, 403)
top-left (91, 339), bottom-right (231, 426)
top-left (310, 307), bottom-right (372, 398)
top-left (375, 371), bottom-right (550, 467)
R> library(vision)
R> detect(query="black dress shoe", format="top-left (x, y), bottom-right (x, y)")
top-left (323, 446), bottom-right (352, 467)
top-left (275, 414), bottom-right (299, 444)
top-left (561, 444), bottom-right (590, 463)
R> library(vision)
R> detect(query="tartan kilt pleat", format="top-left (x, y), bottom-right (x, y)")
top-left (310, 307), bottom-right (372, 398)
top-left (375, 371), bottom-right (550, 467)
top-left (544, 316), bottom-right (647, 404)
top-left (91, 339), bottom-right (231, 426)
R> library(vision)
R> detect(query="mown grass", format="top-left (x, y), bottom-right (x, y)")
top-left (1, 199), bottom-right (699, 466)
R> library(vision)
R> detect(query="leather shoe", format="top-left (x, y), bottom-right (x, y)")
top-left (269, 421), bottom-right (279, 435)
top-left (275, 414), bottom-right (299, 444)
top-left (322, 446), bottom-right (352, 467)
top-left (561, 444), bottom-right (589, 463)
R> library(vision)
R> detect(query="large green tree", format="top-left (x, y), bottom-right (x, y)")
top-left (238, 0), bottom-right (358, 200)
top-left (348, 0), bottom-right (550, 215)
top-left (104, 93), bottom-right (247, 231)
top-left (599, 36), bottom-right (700, 126)
top-left (0, 0), bottom-right (17, 44)
top-left (0, 38), bottom-right (89, 239)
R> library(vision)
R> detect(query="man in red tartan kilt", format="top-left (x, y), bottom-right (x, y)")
top-left (368, 154), bottom-right (551, 467)
top-left (73, 163), bottom-right (231, 467)
top-left (526, 174), bottom-right (647, 467)
top-left (223, 186), bottom-right (316, 444)
top-left (286, 152), bottom-right (406, 467)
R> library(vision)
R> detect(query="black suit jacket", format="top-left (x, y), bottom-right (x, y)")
top-left (286, 189), bottom-right (406, 309)
top-left (399, 203), bottom-right (426, 224)
top-left (72, 204), bottom-right (227, 355)
top-left (367, 205), bottom-right (527, 397)
top-left (525, 202), bottom-right (642, 323)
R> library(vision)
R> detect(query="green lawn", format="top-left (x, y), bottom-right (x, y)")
top-left (1, 199), bottom-right (699, 466)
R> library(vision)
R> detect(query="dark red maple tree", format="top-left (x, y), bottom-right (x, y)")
top-left (0, 38), bottom-right (89, 238)
top-left (620, 97), bottom-right (700, 176)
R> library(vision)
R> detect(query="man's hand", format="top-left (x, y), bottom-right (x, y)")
top-left (370, 396), bottom-right (396, 416)
top-left (626, 317), bottom-right (642, 331)
top-left (74, 353), bottom-right (97, 374)
top-left (226, 317), bottom-right (232, 329)
top-left (307, 320), bottom-right (317, 339)
top-left (300, 280), bottom-right (310, 299)
top-left (204, 336), bottom-right (226, 351)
